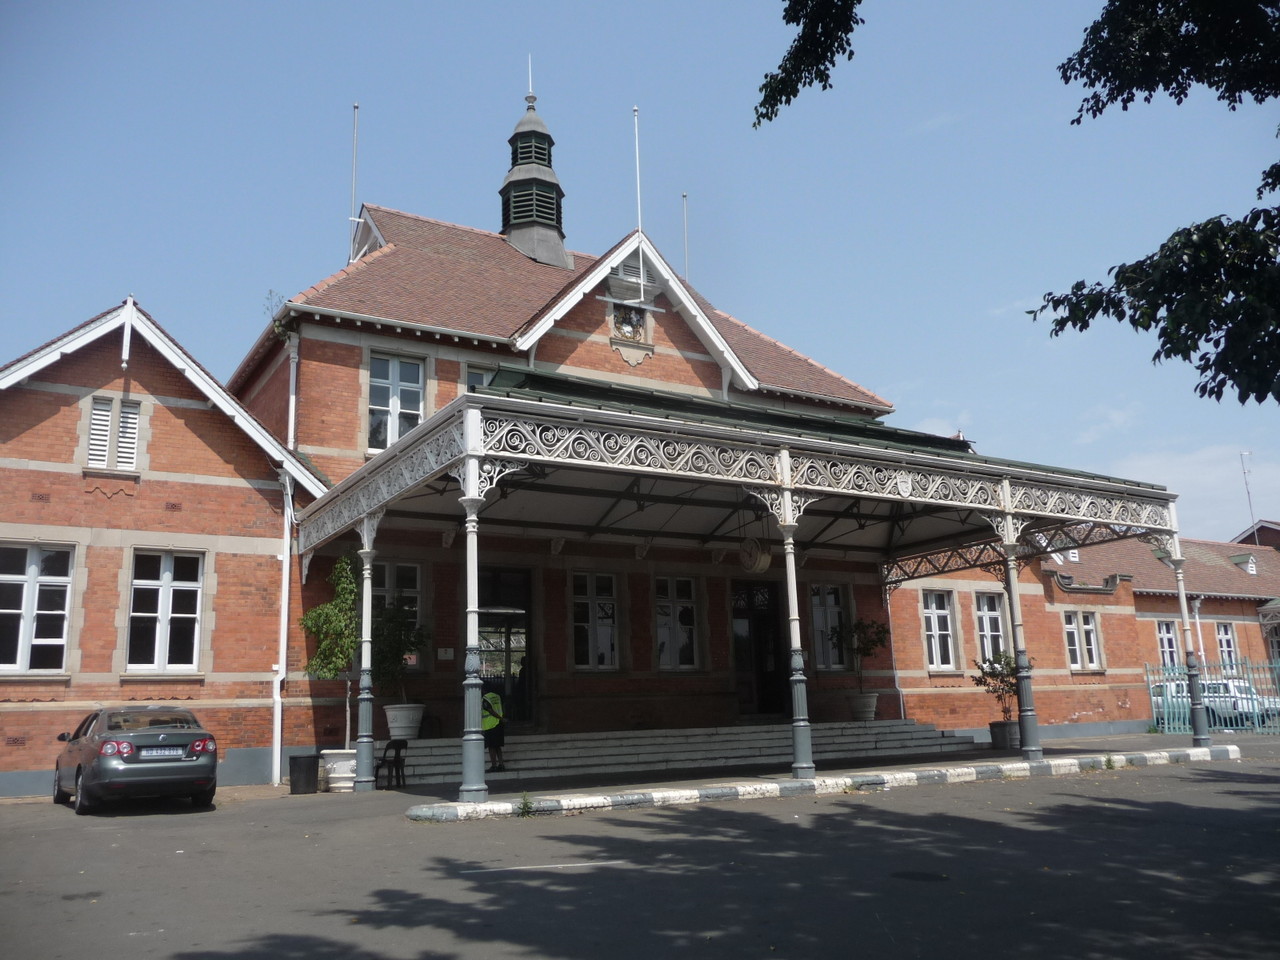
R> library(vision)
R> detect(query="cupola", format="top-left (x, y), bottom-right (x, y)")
top-left (500, 94), bottom-right (573, 269)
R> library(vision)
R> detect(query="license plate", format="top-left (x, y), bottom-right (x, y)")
top-left (140, 747), bottom-right (184, 758)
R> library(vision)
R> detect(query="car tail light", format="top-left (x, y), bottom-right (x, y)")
top-left (98, 740), bottom-right (134, 757)
top-left (191, 738), bottom-right (217, 754)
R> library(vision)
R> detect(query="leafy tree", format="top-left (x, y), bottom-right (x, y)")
top-left (300, 556), bottom-right (361, 681)
top-left (754, 0), bottom-right (1280, 404)
top-left (300, 555), bottom-right (426, 699)
top-left (753, 0), bottom-right (866, 128)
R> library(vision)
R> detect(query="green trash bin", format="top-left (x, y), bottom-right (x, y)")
top-left (289, 754), bottom-right (320, 794)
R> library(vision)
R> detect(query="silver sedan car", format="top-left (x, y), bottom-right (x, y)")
top-left (54, 706), bottom-right (217, 814)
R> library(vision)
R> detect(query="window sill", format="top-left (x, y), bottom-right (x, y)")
top-left (120, 672), bottom-right (206, 683)
top-left (1069, 669), bottom-right (1106, 677)
top-left (0, 673), bottom-right (71, 683)
top-left (927, 669), bottom-right (965, 678)
top-left (82, 467), bottom-right (141, 482)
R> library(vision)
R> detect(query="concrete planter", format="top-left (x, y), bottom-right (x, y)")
top-left (383, 703), bottom-right (425, 739)
top-left (989, 720), bottom-right (1021, 752)
top-left (320, 749), bottom-right (357, 793)
top-left (849, 691), bottom-right (878, 722)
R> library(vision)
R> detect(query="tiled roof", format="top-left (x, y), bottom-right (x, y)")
top-left (294, 207), bottom-right (600, 340)
top-left (292, 205), bottom-right (891, 412)
top-left (1044, 536), bottom-right (1280, 601)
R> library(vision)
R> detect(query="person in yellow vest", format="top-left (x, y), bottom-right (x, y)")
top-left (482, 685), bottom-right (505, 772)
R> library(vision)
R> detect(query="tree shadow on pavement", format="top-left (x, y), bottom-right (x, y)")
top-left (173, 764), bottom-right (1279, 960)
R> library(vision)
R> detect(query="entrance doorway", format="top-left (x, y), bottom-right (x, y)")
top-left (732, 580), bottom-right (788, 716)
top-left (478, 568), bottom-right (534, 724)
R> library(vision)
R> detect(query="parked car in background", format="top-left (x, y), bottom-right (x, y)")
top-left (53, 706), bottom-right (217, 814)
top-left (1150, 678), bottom-right (1280, 730)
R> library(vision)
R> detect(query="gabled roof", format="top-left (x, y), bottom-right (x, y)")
top-left (278, 204), bottom-right (891, 414)
top-left (0, 298), bottom-right (327, 499)
top-left (1232, 519), bottom-right (1280, 549)
top-left (511, 230), bottom-right (760, 392)
top-left (1043, 535), bottom-right (1280, 602)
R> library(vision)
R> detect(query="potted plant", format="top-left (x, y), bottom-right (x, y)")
top-left (971, 651), bottom-right (1020, 750)
top-left (370, 595), bottom-right (429, 738)
top-left (835, 616), bottom-right (890, 721)
top-left (301, 556), bottom-right (429, 755)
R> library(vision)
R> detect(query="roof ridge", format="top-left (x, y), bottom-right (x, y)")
top-left (363, 204), bottom-right (595, 259)
top-left (292, 243), bottom-right (397, 303)
top-left (0, 300), bottom-right (127, 378)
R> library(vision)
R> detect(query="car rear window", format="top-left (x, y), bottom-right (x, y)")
top-left (107, 711), bottom-right (198, 731)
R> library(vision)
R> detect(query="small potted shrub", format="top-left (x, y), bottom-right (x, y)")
top-left (833, 617), bottom-right (890, 721)
top-left (371, 597), bottom-right (429, 738)
top-left (972, 651), bottom-right (1020, 750)
top-left (301, 556), bottom-right (429, 772)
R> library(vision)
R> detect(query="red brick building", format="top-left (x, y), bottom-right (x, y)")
top-left (6, 99), bottom-right (1243, 798)
top-left (887, 536), bottom-right (1280, 739)
top-left (0, 301), bottom-right (325, 796)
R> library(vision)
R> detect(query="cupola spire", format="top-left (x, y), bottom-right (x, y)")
top-left (500, 94), bottom-right (572, 268)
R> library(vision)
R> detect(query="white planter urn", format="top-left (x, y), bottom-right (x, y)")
top-left (849, 691), bottom-right (878, 722)
top-left (319, 748), bottom-right (357, 793)
top-left (383, 702), bottom-right (425, 739)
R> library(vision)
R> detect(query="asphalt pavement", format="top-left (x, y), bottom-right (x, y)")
top-left (3, 732), bottom-right (1277, 960)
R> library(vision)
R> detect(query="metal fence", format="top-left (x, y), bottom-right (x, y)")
top-left (1145, 659), bottom-right (1280, 734)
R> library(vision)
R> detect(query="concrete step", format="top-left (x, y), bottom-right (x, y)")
top-left (377, 720), bottom-right (979, 786)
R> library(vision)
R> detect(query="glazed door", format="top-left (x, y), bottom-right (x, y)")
top-left (732, 580), bottom-right (788, 715)
top-left (478, 567), bottom-right (535, 724)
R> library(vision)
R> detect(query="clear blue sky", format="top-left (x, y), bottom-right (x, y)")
top-left (2, 1), bottom-right (1275, 541)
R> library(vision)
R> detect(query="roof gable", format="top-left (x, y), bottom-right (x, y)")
top-left (0, 298), bottom-right (327, 499)
top-left (513, 231), bottom-right (760, 392)
top-left (285, 205), bottom-right (891, 414)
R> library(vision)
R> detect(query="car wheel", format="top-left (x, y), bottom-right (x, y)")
top-left (53, 766), bottom-right (71, 804)
top-left (190, 786), bottom-right (216, 808)
top-left (1204, 710), bottom-right (1221, 728)
top-left (73, 770), bottom-right (95, 816)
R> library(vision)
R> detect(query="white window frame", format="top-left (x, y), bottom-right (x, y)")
top-left (573, 572), bottom-right (617, 669)
top-left (922, 590), bottom-right (956, 670)
top-left (368, 354), bottom-right (424, 451)
top-left (1156, 620), bottom-right (1180, 667)
top-left (809, 583), bottom-right (847, 669)
top-left (1064, 610), bottom-right (1102, 670)
top-left (655, 576), bottom-right (698, 669)
top-left (0, 543), bottom-right (73, 672)
top-left (1216, 622), bottom-right (1238, 665)
top-left (975, 592), bottom-right (1007, 660)
top-left (464, 364), bottom-right (496, 392)
top-left (127, 551), bottom-right (203, 672)
top-left (87, 395), bottom-right (141, 470)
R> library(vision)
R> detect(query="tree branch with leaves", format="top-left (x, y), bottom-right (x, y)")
top-left (755, 0), bottom-right (1280, 403)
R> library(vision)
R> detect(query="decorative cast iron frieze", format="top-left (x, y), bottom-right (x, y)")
top-left (1008, 481), bottom-right (1171, 527)
top-left (482, 414), bottom-right (779, 483)
top-left (447, 457), bottom-right (527, 500)
top-left (790, 455), bottom-right (1002, 511)
top-left (298, 421), bottom-right (465, 552)
top-left (881, 518), bottom-right (1166, 585)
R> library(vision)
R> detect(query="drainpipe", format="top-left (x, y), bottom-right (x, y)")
top-left (271, 470), bottom-right (296, 785)
top-left (286, 333), bottom-right (299, 450)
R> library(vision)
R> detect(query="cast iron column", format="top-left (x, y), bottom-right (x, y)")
top-left (1170, 549), bottom-right (1211, 747)
top-left (780, 520), bottom-right (815, 778)
top-left (354, 547), bottom-right (376, 791)
top-left (1004, 542), bottom-right (1043, 761)
top-left (458, 494), bottom-right (489, 802)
